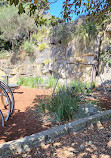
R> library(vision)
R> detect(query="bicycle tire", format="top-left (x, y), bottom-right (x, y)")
top-left (0, 79), bottom-right (15, 114)
top-left (0, 110), bottom-right (4, 127)
top-left (0, 84), bottom-right (11, 121)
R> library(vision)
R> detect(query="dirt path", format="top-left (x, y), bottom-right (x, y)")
top-left (0, 86), bottom-right (52, 144)
top-left (14, 120), bottom-right (111, 158)
top-left (0, 86), bottom-right (111, 158)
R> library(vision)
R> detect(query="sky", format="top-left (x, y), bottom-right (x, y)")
top-left (48, 0), bottom-right (106, 21)
top-left (48, 0), bottom-right (79, 20)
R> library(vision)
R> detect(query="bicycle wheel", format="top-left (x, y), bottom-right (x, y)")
top-left (0, 80), bottom-right (15, 114)
top-left (0, 110), bottom-right (4, 127)
top-left (0, 85), bottom-right (11, 121)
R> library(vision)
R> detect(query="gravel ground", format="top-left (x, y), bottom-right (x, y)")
top-left (11, 120), bottom-right (111, 158)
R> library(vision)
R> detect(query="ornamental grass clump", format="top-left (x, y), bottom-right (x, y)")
top-left (35, 80), bottom-right (92, 123)
top-left (49, 88), bottom-right (80, 121)
top-left (17, 76), bottom-right (43, 88)
top-left (36, 86), bottom-right (80, 122)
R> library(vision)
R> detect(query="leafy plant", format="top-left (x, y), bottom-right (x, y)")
top-left (32, 33), bottom-right (38, 44)
top-left (34, 80), bottom-right (95, 123)
top-left (36, 86), bottom-right (80, 122)
top-left (47, 76), bottom-right (57, 88)
top-left (17, 76), bottom-right (42, 88)
top-left (38, 43), bottom-right (48, 51)
top-left (0, 5), bottom-right (36, 52)
top-left (23, 40), bottom-right (35, 56)
top-left (44, 59), bottom-right (49, 64)
top-left (17, 76), bottom-right (57, 88)
top-left (69, 80), bottom-right (90, 95)
top-left (0, 50), bottom-right (8, 59)
top-left (100, 37), bottom-right (111, 67)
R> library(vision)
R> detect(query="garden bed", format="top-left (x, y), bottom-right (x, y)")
top-left (0, 86), bottom-right (111, 144)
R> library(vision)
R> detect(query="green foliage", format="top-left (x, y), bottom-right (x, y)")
top-left (49, 30), bottom-right (54, 35)
top-left (17, 76), bottom-right (40, 88)
top-left (32, 33), bottom-right (38, 44)
top-left (39, 43), bottom-right (48, 51)
top-left (47, 76), bottom-right (57, 88)
top-left (0, 51), bottom-right (8, 59)
top-left (36, 87), bottom-right (80, 122)
top-left (0, 37), bottom-right (12, 51)
top-left (5, 0), bottom-right (50, 15)
top-left (2, 0), bottom-right (111, 26)
top-left (74, 20), bottom-right (98, 54)
top-left (40, 26), bottom-right (48, 35)
top-left (76, 20), bottom-right (97, 40)
top-left (36, 26), bottom-right (49, 42)
top-left (23, 40), bottom-right (35, 55)
top-left (35, 81), bottom-right (91, 122)
top-left (17, 76), bottom-right (57, 88)
top-left (108, 60), bottom-right (111, 67)
top-left (69, 80), bottom-right (90, 95)
top-left (56, 24), bottom-right (75, 47)
top-left (0, 5), bottom-right (36, 52)
top-left (100, 36), bottom-right (111, 66)
top-left (62, 0), bottom-right (111, 23)
top-left (44, 59), bottom-right (49, 64)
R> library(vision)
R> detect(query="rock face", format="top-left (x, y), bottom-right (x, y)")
top-left (0, 20), bottom-right (110, 85)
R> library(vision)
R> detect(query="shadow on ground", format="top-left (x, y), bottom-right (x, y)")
top-left (94, 80), bottom-right (111, 110)
top-left (0, 93), bottom-right (51, 144)
top-left (5, 120), bottom-right (111, 158)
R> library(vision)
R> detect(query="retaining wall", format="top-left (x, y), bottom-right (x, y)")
top-left (0, 110), bottom-right (111, 157)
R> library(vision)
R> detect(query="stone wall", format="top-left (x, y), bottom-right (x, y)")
top-left (0, 20), bottom-right (110, 85)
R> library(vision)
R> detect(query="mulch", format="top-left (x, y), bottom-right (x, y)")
top-left (0, 86), bottom-right (111, 155)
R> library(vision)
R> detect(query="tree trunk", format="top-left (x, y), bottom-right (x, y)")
top-left (92, 33), bottom-right (103, 82)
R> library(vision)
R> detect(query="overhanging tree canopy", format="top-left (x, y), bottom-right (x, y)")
top-left (1, 0), bottom-right (110, 24)
top-left (62, 0), bottom-right (111, 22)
top-left (0, 0), bottom-right (60, 26)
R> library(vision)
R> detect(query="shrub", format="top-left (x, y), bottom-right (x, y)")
top-left (35, 80), bottom-right (91, 123)
top-left (17, 76), bottom-right (41, 88)
top-left (38, 43), bottom-right (48, 51)
top-left (69, 80), bottom-right (90, 95)
top-left (23, 40), bottom-right (35, 56)
top-left (44, 59), bottom-right (49, 64)
top-left (0, 51), bottom-right (8, 59)
top-left (32, 33), bottom-right (38, 41)
top-left (49, 88), bottom-right (80, 121)
top-left (32, 33), bottom-right (38, 44)
top-left (47, 76), bottom-right (57, 88)
top-left (17, 76), bottom-right (57, 88)
top-left (36, 86), bottom-right (80, 123)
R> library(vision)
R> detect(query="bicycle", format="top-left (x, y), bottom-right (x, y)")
top-left (0, 79), bottom-right (15, 114)
top-left (0, 79), bottom-right (14, 126)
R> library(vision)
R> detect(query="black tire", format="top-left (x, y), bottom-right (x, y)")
top-left (0, 84), bottom-right (11, 121)
top-left (0, 110), bottom-right (4, 127)
top-left (0, 80), bottom-right (15, 114)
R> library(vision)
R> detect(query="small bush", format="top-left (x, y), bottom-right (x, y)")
top-left (50, 88), bottom-right (80, 121)
top-left (35, 80), bottom-right (91, 123)
top-left (32, 33), bottom-right (38, 41)
top-left (36, 86), bottom-right (80, 122)
top-left (17, 76), bottom-right (57, 88)
top-left (17, 77), bottom-right (41, 88)
top-left (47, 76), bottom-right (57, 88)
top-left (44, 59), bottom-right (49, 64)
top-left (69, 80), bottom-right (90, 95)
top-left (39, 43), bottom-right (48, 51)
top-left (23, 40), bottom-right (35, 55)
top-left (0, 51), bottom-right (8, 59)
